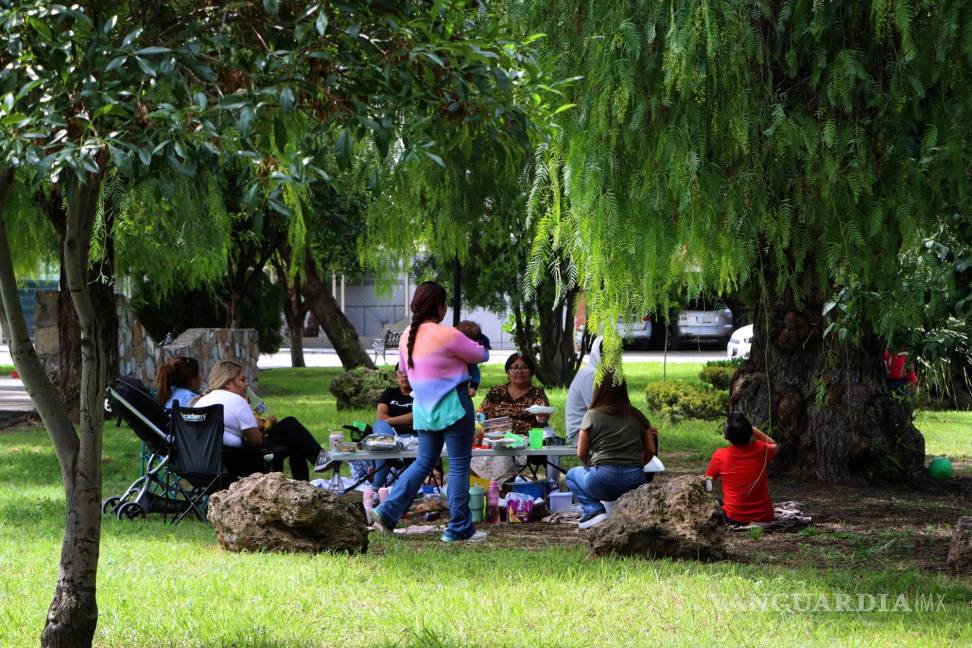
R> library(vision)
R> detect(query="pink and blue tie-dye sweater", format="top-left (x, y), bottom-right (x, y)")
top-left (398, 322), bottom-right (489, 431)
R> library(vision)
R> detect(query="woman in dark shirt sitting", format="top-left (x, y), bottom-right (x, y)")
top-left (369, 366), bottom-right (415, 488)
top-left (567, 371), bottom-right (656, 529)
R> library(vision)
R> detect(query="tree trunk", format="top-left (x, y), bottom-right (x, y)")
top-left (302, 260), bottom-right (375, 370)
top-left (452, 256), bottom-right (461, 326)
top-left (45, 198), bottom-right (82, 418)
top-left (87, 199), bottom-right (119, 385)
top-left (46, 193), bottom-right (118, 418)
top-left (55, 263), bottom-right (82, 419)
top-left (731, 274), bottom-right (925, 483)
top-left (0, 170), bottom-right (103, 648)
top-left (510, 277), bottom-right (581, 389)
top-left (223, 291), bottom-right (241, 329)
top-left (39, 177), bottom-right (107, 648)
top-left (535, 284), bottom-right (581, 388)
top-left (510, 290), bottom-right (539, 373)
top-left (275, 259), bottom-right (307, 368)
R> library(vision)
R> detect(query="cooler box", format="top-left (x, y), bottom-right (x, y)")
top-left (507, 480), bottom-right (549, 501)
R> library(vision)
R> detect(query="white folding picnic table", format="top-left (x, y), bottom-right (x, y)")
top-left (317, 445), bottom-right (578, 493)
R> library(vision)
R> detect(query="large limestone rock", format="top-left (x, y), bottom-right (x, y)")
top-left (588, 475), bottom-right (725, 561)
top-left (208, 472), bottom-right (368, 553)
top-left (329, 367), bottom-right (396, 410)
top-left (946, 516), bottom-right (972, 573)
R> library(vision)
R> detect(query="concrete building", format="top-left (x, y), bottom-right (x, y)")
top-left (309, 274), bottom-right (517, 352)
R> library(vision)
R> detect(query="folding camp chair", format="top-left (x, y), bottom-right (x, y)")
top-left (166, 403), bottom-right (227, 525)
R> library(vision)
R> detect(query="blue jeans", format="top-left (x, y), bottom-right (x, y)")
top-left (566, 464), bottom-right (646, 517)
top-left (375, 388), bottom-right (476, 540)
top-left (370, 419), bottom-right (410, 489)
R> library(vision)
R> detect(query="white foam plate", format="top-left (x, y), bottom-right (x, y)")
top-left (525, 405), bottom-right (555, 415)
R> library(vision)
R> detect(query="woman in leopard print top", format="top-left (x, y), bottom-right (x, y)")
top-left (477, 352), bottom-right (550, 434)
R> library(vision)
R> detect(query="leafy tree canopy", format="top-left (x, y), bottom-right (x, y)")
top-left (517, 0), bottom-right (972, 360)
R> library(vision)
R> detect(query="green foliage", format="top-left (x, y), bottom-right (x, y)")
top-left (699, 365), bottom-right (735, 391)
top-left (705, 357), bottom-right (746, 369)
top-left (0, 177), bottom-right (56, 278)
top-left (699, 357), bottom-right (744, 390)
top-left (328, 367), bottom-right (395, 411)
top-left (112, 174), bottom-right (231, 297)
top-left (131, 273), bottom-right (284, 354)
top-left (645, 381), bottom-right (728, 423)
top-left (515, 0), bottom-right (972, 368)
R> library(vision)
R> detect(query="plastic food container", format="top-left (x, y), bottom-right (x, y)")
top-left (548, 491), bottom-right (574, 514)
top-left (362, 435), bottom-right (398, 451)
top-left (481, 417), bottom-right (513, 438)
top-left (485, 436), bottom-right (527, 449)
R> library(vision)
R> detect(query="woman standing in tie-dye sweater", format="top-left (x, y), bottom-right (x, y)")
top-left (367, 281), bottom-right (490, 543)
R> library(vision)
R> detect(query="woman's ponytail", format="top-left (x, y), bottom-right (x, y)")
top-left (155, 363), bottom-right (175, 405)
top-left (406, 281), bottom-right (448, 368)
top-left (156, 356), bottom-right (201, 404)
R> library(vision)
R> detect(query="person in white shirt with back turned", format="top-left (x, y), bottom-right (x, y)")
top-left (195, 361), bottom-right (326, 480)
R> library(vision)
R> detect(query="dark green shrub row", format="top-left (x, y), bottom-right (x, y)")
top-left (645, 381), bottom-right (728, 423)
top-left (698, 358), bottom-right (743, 390)
top-left (699, 365), bottom-right (734, 390)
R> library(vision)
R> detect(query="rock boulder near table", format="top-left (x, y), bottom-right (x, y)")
top-left (208, 472), bottom-right (368, 553)
top-left (946, 516), bottom-right (972, 573)
top-left (587, 475), bottom-right (725, 561)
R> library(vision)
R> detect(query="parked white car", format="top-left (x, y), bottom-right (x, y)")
top-left (618, 315), bottom-right (653, 350)
top-left (726, 324), bottom-right (754, 359)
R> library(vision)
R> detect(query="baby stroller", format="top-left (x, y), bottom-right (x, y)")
top-left (104, 376), bottom-right (282, 520)
top-left (102, 376), bottom-right (179, 519)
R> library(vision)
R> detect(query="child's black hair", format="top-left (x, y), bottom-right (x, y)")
top-left (724, 412), bottom-right (754, 446)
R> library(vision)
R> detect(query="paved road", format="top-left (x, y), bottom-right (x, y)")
top-left (0, 344), bottom-right (727, 412)
top-left (0, 376), bottom-right (33, 412)
top-left (258, 348), bottom-right (727, 369)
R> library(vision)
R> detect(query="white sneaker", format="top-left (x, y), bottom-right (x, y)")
top-left (365, 507), bottom-right (391, 534)
top-left (442, 530), bottom-right (488, 543)
top-left (578, 512), bottom-right (608, 529)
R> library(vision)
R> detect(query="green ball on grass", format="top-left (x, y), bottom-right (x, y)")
top-left (928, 456), bottom-right (953, 481)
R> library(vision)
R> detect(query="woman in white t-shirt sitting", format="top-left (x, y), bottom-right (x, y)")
top-left (195, 361), bottom-right (325, 481)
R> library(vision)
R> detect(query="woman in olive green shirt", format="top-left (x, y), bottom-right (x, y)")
top-left (567, 372), bottom-right (656, 529)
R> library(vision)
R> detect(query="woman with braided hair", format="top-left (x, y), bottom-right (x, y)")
top-left (367, 281), bottom-right (490, 543)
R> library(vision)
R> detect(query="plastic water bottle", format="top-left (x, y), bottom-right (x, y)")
top-left (246, 387), bottom-right (270, 417)
top-left (486, 480), bottom-right (500, 525)
top-left (378, 487), bottom-right (390, 504)
top-left (363, 487), bottom-right (373, 510)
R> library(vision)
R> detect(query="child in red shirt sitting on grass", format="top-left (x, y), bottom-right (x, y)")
top-left (706, 412), bottom-right (778, 525)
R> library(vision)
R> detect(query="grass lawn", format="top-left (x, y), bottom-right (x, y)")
top-left (0, 363), bottom-right (970, 647)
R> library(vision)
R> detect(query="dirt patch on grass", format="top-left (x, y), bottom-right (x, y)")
top-left (726, 473), bottom-right (972, 574)
top-left (385, 458), bottom-right (972, 575)
top-left (0, 412), bottom-right (40, 432)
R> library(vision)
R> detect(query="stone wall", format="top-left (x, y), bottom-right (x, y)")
top-left (34, 290), bottom-right (259, 389)
top-left (32, 291), bottom-right (61, 375)
top-left (159, 328), bottom-right (260, 389)
top-left (117, 296), bottom-right (160, 385)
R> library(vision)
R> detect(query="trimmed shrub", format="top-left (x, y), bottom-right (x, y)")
top-left (699, 365), bottom-right (734, 391)
top-left (329, 367), bottom-right (396, 410)
top-left (645, 381), bottom-right (728, 423)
